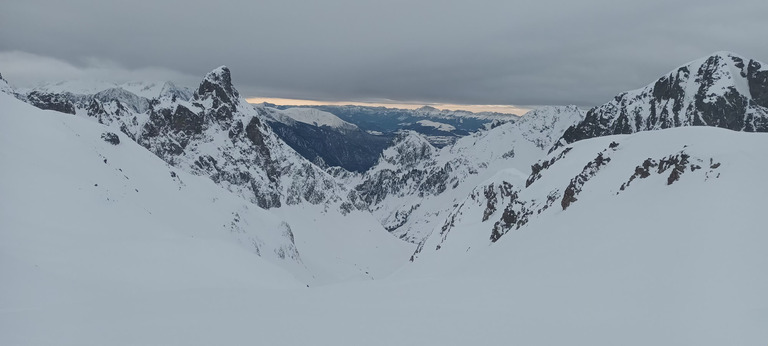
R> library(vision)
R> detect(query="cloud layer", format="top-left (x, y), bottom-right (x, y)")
top-left (2, 0), bottom-right (767, 107)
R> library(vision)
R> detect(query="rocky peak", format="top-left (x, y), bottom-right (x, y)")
top-left (514, 106), bottom-right (584, 150)
top-left (94, 87), bottom-right (151, 113)
top-left (192, 66), bottom-right (242, 122)
top-left (158, 81), bottom-right (193, 101)
top-left (194, 66), bottom-right (239, 107)
top-left (380, 130), bottom-right (435, 168)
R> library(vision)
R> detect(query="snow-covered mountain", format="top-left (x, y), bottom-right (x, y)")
top-left (411, 104), bottom-right (516, 120)
top-left (14, 81), bottom-right (190, 118)
top-left (135, 66), bottom-right (355, 209)
top-left (349, 106), bottom-right (585, 242)
top-left (405, 52), bottom-right (768, 265)
top-left (558, 51), bottom-right (768, 149)
top-left (20, 80), bottom-right (194, 101)
top-left (13, 67), bottom-right (355, 210)
top-left (1, 78), bottom-right (413, 286)
top-left (0, 92), bottom-right (308, 285)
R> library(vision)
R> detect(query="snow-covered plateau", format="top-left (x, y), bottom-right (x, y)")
top-left (1, 52), bottom-right (768, 345)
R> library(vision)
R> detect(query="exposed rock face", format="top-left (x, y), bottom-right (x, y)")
top-left (558, 52), bottom-right (768, 149)
top-left (25, 91), bottom-right (77, 114)
top-left (618, 150), bottom-right (721, 192)
top-left (349, 131), bottom-right (445, 208)
top-left (101, 132), bottom-right (121, 145)
top-left (131, 66), bottom-right (346, 209)
top-left (0, 73), bottom-right (9, 94)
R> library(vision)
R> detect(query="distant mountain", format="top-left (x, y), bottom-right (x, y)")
top-left (557, 51), bottom-right (768, 150)
top-left (270, 107), bottom-right (359, 131)
top-left (263, 106), bottom-right (394, 172)
top-left (268, 104), bottom-right (519, 147)
top-left (260, 104), bottom-right (518, 172)
top-left (19, 80), bottom-right (194, 101)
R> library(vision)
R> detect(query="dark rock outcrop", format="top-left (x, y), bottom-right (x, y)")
top-left (25, 91), bottom-right (77, 114)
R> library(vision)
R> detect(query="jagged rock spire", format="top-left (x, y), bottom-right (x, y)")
top-left (194, 66), bottom-right (240, 106)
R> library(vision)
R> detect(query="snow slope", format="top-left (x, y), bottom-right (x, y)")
top-left (396, 126), bottom-right (768, 345)
top-left (409, 126), bottom-right (768, 267)
top-left (0, 93), bottom-right (313, 346)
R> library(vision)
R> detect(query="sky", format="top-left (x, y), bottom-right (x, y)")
top-left (1, 0), bottom-right (767, 113)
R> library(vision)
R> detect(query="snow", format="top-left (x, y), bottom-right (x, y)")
top-left (4, 108), bottom-right (766, 345)
top-left (4, 56), bottom-right (768, 345)
top-left (274, 107), bottom-right (359, 130)
top-left (416, 119), bottom-right (456, 131)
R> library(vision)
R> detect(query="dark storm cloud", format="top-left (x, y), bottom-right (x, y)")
top-left (2, 0), bottom-right (767, 107)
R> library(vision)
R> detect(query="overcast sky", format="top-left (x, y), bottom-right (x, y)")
top-left (1, 0), bottom-right (767, 109)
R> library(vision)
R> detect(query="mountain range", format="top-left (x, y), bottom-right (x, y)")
top-left (2, 51), bottom-right (767, 345)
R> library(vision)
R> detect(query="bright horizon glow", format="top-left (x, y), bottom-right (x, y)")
top-left (246, 97), bottom-right (529, 116)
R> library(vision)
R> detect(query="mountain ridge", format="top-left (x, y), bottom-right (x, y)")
top-left (556, 51), bottom-right (768, 150)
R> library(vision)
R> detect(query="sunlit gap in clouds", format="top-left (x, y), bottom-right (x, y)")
top-left (246, 97), bottom-right (529, 116)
